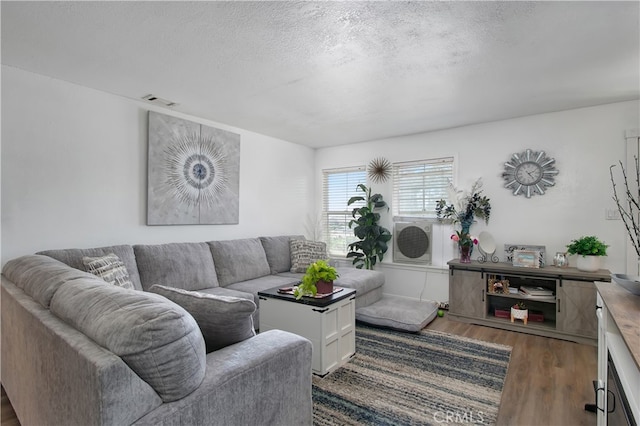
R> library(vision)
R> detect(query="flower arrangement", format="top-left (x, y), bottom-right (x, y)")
top-left (436, 178), bottom-right (492, 235)
top-left (450, 230), bottom-right (478, 247)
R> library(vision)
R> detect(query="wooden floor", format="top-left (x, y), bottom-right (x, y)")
top-left (427, 316), bottom-right (597, 426)
top-left (1, 315), bottom-right (597, 426)
top-left (1, 387), bottom-right (19, 426)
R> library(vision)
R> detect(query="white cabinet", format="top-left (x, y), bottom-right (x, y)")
top-left (595, 284), bottom-right (640, 426)
top-left (259, 287), bottom-right (356, 376)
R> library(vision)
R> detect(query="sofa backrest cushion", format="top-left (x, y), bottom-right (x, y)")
top-left (2, 254), bottom-right (107, 308)
top-left (133, 242), bottom-right (219, 291)
top-left (149, 285), bottom-right (256, 352)
top-left (259, 235), bottom-right (305, 274)
top-left (37, 245), bottom-right (143, 291)
top-left (289, 240), bottom-right (328, 273)
top-left (50, 280), bottom-right (206, 402)
top-left (207, 238), bottom-right (271, 286)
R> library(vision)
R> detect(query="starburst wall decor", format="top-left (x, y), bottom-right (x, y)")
top-left (368, 157), bottom-right (391, 183)
top-left (147, 111), bottom-right (240, 225)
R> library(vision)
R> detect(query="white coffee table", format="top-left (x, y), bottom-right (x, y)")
top-left (258, 286), bottom-right (356, 376)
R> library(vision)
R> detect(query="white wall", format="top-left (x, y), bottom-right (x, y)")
top-left (3, 65), bottom-right (638, 304)
top-left (1, 66), bottom-right (316, 264)
top-left (317, 100), bottom-right (640, 302)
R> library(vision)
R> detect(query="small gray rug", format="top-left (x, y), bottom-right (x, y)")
top-left (312, 325), bottom-right (511, 426)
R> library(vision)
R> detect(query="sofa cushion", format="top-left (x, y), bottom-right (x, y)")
top-left (355, 296), bottom-right (439, 332)
top-left (83, 253), bottom-right (134, 290)
top-left (37, 245), bottom-right (143, 291)
top-left (207, 238), bottom-right (271, 286)
top-left (2, 254), bottom-right (107, 308)
top-left (149, 285), bottom-right (256, 352)
top-left (289, 240), bottom-right (327, 273)
top-left (334, 267), bottom-right (384, 295)
top-left (133, 242), bottom-right (219, 291)
top-left (50, 280), bottom-right (206, 402)
top-left (259, 235), bottom-right (304, 274)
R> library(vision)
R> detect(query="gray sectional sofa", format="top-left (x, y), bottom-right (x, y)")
top-left (0, 235), bottom-right (388, 426)
top-left (1, 234), bottom-right (437, 425)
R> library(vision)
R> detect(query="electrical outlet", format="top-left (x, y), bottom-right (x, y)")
top-left (605, 209), bottom-right (622, 220)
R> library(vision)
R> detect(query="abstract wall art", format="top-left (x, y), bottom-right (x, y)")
top-left (147, 111), bottom-right (240, 225)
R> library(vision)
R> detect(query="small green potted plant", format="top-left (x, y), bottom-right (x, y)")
top-left (293, 260), bottom-right (339, 300)
top-left (511, 301), bottom-right (528, 324)
top-left (566, 235), bottom-right (608, 272)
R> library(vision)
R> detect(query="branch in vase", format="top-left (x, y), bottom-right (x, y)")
top-left (610, 158), bottom-right (640, 258)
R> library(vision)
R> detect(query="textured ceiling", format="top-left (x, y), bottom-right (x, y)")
top-left (2, 1), bottom-right (639, 148)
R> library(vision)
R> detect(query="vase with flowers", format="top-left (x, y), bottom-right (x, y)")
top-left (451, 231), bottom-right (478, 263)
top-left (436, 178), bottom-right (492, 263)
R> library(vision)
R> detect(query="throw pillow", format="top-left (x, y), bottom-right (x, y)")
top-left (37, 244), bottom-right (143, 290)
top-left (83, 253), bottom-right (134, 290)
top-left (149, 285), bottom-right (256, 352)
top-left (289, 240), bottom-right (328, 273)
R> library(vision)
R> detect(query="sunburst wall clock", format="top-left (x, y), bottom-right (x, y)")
top-left (502, 149), bottom-right (558, 198)
top-left (147, 111), bottom-right (240, 225)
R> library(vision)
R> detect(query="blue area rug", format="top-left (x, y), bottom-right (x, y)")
top-left (312, 325), bottom-right (511, 426)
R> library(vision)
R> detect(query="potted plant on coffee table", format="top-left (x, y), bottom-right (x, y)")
top-left (293, 260), bottom-right (339, 300)
top-left (566, 235), bottom-right (608, 272)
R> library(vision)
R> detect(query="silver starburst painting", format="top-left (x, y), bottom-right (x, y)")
top-left (147, 111), bottom-right (240, 225)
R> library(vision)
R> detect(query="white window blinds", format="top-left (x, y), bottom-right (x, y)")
top-left (322, 166), bottom-right (367, 256)
top-left (392, 157), bottom-right (454, 218)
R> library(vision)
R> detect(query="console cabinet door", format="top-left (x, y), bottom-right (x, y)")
top-left (556, 280), bottom-right (597, 338)
top-left (449, 269), bottom-right (485, 319)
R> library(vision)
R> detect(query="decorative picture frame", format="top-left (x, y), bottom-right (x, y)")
top-left (147, 111), bottom-right (241, 225)
top-left (504, 244), bottom-right (546, 267)
top-left (512, 250), bottom-right (540, 268)
top-left (487, 276), bottom-right (510, 294)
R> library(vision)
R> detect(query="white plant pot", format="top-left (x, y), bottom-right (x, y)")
top-left (576, 255), bottom-right (601, 272)
top-left (511, 308), bottom-right (528, 324)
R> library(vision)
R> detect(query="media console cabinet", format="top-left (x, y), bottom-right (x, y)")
top-left (447, 259), bottom-right (611, 345)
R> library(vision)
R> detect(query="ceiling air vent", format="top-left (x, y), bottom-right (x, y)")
top-left (141, 94), bottom-right (178, 107)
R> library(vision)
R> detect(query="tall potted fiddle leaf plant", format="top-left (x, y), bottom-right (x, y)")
top-left (347, 184), bottom-right (392, 269)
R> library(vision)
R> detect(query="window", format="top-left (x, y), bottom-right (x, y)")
top-left (322, 166), bottom-right (367, 256)
top-left (392, 157), bottom-right (454, 218)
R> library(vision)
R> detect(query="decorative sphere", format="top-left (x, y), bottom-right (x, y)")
top-left (437, 309), bottom-right (444, 317)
